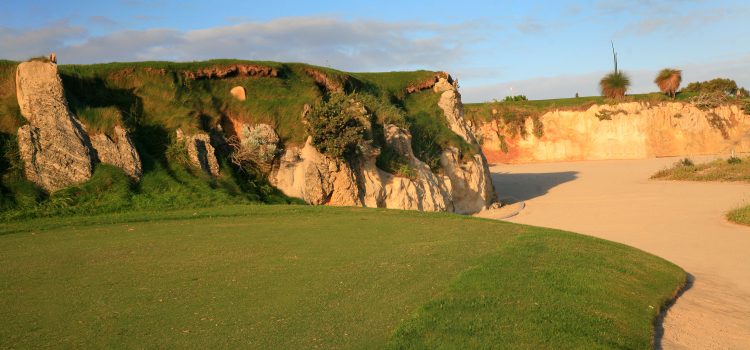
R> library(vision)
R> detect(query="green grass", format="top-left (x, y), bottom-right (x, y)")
top-left (727, 205), bottom-right (750, 225)
top-left (351, 70), bottom-right (437, 99)
top-left (652, 156), bottom-right (750, 225)
top-left (403, 90), bottom-right (476, 170)
top-left (0, 205), bottom-right (685, 349)
top-left (651, 156), bottom-right (750, 182)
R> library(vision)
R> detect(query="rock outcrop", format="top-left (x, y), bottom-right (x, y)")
top-left (176, 129), bottom-right (220, 176)
top-left (374, 125), bottom-right (452, 211)
top-left (405, 71), bottom-right (453, 94)
top-left (88, 126), bottom-right (142, 179)
top-left (271, 137), bottom-right (361, 205)
top-left (15, 60), bottom-right (93, 192)
top-left (266, 78), bottom-right (499, 214)
top-left (434, 77), bottom-right (499, 213)
top-left (476, 102), bottom-right (750, 163)
top-left (15, 60), bottom-right (144, 191)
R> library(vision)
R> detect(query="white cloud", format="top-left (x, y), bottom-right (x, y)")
top-left (0, 21), bottom-right (86, 60)
top-left (0, 17), bottom-right (469, 71)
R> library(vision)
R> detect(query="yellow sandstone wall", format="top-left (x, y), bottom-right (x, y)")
top-left (476, 102), bottom-right (750, 163)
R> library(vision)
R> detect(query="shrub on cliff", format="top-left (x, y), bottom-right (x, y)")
top-left (306, 94), bottom-right (370, 161)
top-left (654, 69), bottom-right (682, 99)
top-left (599, 71), bottom-right (631, 99)
top-left (504, 95), bottom-right (528, 102)
top-left (682, 78), bottom-right (748, 97)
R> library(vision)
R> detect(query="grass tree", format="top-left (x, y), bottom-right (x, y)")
top-left (600, 71), bottom-right (631, 99)
top-left (599, 41), bottom-right (631, 99)
top-left (655, 68), bottom-right (682, 99)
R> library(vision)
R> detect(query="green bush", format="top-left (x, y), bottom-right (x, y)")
top-left (682, 78), bottom-right (747, 96)
top-left (376, 145), bottom-right (416, 179)
top-left (504, 95), bottom-right (528, 102)
top-left (306, 94), bottom-right (370, 160)
top-left (679, 158), bottom-right (694, 167)
top-left (728, 156), bottom-right (742, 164)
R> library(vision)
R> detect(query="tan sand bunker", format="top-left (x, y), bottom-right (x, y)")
top-left (483, 156), bottom-right (750, 349)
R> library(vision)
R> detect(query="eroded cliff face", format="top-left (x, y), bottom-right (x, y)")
top-left (476, 102), bottom-right (750, 163)
top-left (263, 78), bottom-right (499, 214)
top-left (15, 60), bottom-right (142, 191)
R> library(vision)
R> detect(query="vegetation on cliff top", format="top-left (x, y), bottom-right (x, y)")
top-left (0, 59), bottom-right (473, 216)
top-left (655, 68), bottom-right (682, 99)
top-left (0, 204), bottom-right (686, 349)
top-left (600, 71), bottom-right (631, 99)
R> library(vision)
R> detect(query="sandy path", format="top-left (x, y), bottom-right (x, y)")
top-left (486, 157), bottom-right (750, 349)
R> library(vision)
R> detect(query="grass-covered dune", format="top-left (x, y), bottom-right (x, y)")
top-left (0, 205), bottom-right (686, 349)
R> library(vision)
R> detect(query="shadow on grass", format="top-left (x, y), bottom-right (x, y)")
top-left (490, 171), bottom-right (579, 202)
top-left (654, 273), bottom-right (694, 350)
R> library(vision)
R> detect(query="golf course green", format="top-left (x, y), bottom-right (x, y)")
top-left (0, 205), bottom-right (685, 349)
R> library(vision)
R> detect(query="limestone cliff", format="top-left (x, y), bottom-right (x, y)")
top-left (476, 102), bottom-right (750, 163)
top-left (4, 60), bottom-right (497, 213)
top-left (264, 78), bottom-right (499, 214)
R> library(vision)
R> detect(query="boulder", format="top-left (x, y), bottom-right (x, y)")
top-left (230, 86), bottom-right (246, 101)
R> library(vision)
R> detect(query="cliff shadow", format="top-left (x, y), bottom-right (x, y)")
top-left (490, 171), bottom-right (578, 202)
top-left (58, 74), bottom-right (170, 173)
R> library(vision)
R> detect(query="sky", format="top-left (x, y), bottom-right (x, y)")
top-left (1, 0), bottom-right (748, 102)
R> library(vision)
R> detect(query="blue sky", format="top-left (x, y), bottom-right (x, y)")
top-left (2, 0), bottom-right (748, 101)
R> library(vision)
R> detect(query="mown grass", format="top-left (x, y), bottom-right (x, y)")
top-left (0, 205), bottom-right (685, 349)
top-left (651, 156), bottom-right (750, 225)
